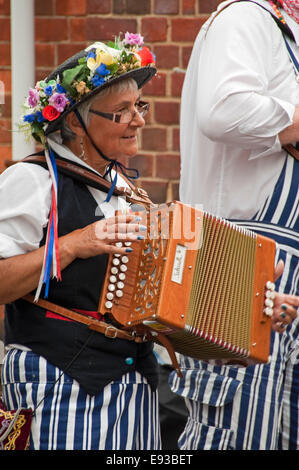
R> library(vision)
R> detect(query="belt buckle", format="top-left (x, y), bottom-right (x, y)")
top-left (105, 325), bottom-right (118, 339)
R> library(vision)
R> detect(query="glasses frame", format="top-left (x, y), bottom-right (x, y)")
top-left (89, 100), bottom-right (150, 124)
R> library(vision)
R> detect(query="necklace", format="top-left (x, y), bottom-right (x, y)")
top-left (268, 0), bottom-right (286, 24)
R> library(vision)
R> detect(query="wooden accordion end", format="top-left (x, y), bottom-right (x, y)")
top-left (98, 202), bottom-right (276, 363)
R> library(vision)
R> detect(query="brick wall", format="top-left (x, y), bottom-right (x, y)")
top-left (0, 0), bottom-right (222, 204)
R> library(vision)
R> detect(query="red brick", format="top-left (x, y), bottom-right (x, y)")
top-left (171, 17), bottom-right (206, 42)
top-left (70, 18), bottom-right (87, 42)
top-left (36, 43), bottom-right (55, 67)
top-left (0, 146), bottom-right (12, 170)
top-left (0, 18), bottom-right (10, 41)
top-left (171, 71), bottom-right (185, 97)
top-left (172, 127), bottom-right (180, 151)
top-left (142, 73), bottom-right (166, 97)
top-left (142, 127), bottom-right (167, 151)
top-left (154, 101), bottom-right (180, 125)
top-left (87, 0), bottom-right (111, 14)
top-left (113, 0), bottom-right (151, 14)
top-left (141, 18), bottom-right (168, 42)
top-left (35, 18), bottom-right (68, 42)
top-left (129, 153), bottom-right (154, 177)
top-left (199, 0), bottom-right (222, 13)
top-left (182, 46), bottom-right (193, 69)
top-left (0, 118), bottom-right (11, 144)
top-left (86, 18), bottom-right (137, 42)
top-left (182, 0), bottom-right (195, 14)
top-left (56, 0), bottom-right (86, 15)
top-left (57, 43), bottom-right (86, 64)
top-left (139, 180), bottom-right (168, 204)
top-left (154, 45), bottom-right (179, 69)
top-left (156, 153), bottom-right (180, 179)
top-left (154, 0), bottom-right (178, 14)
top-left (0, 0), bottom-right (10, 15)
top-left (35, 0), bottom-right (54, 15)
top-left (0, 44), bottom-right (10, 66)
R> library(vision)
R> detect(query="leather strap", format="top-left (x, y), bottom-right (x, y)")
top-left (283, 144), bottom-right (299, 161)
top-left (23, 294), bottom-right (144, 342)
top-left (22, 154), bottom-right (153, 209)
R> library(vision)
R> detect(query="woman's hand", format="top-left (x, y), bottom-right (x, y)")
top-left (270, 260), bottom-right (299, 332)
top-left (64, 213), bottom-right (146, 260)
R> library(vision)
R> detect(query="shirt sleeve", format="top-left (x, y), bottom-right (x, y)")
top-left (197, 2), bottom-right (295, 155)
top-left (0, 162), bottom-right (52, 258)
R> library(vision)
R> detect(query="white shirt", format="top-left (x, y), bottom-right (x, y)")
top-left (0, 133), bottom-right (130, 259)
top-left (179, 0), bottom-right (299, 219)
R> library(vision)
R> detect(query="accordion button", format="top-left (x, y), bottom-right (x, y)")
top-left (124, 242), bottom-right (132, 246)
top-left (106, 292), bottom-right (114, 300)
top-left (120, 265), bottom-right (128, 272)
top-left (113, 258), bottom-right (120, 266)
top-left (111, 267), bottom-right (118, 275)
top-left (105, 301), bottom-right (113, 309)
top-left (121, 256), bottom-right (129, 263)
top-left (119, 273), bottom-right (126, 281)
top-left (116, 242), bottom-right (123, 247)
top-left (125, 357), bottom-right (134, 365)
top-left (109, 275), bottom-right (117, 283)
top-left (117, 281), bottom-right (124, 289)
top-left (108, 284), bottom-right (116, 291)
top-left (116, 290), bottom-right (123, 298)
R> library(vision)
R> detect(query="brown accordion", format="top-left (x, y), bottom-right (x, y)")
top-left (98, 202), bottom-right (276, 363)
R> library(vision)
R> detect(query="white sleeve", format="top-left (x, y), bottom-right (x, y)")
top-left (0, 162), bottom-right (52, 258)
top-left (197, 3), bottom-right (294, 152)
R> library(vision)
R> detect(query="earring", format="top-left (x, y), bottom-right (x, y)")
top-left (79, 137), bottom-right (87, 161)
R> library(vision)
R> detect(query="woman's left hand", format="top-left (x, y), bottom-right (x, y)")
top-left (270, 260), bottom-right (299, 332)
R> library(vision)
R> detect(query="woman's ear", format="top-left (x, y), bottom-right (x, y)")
top-left (65, 111), bottom-right (85, 137)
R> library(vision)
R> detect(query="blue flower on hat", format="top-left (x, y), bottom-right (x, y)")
top-left (44, 85), bottom-right (53, 96)
top-left (96, 63), bottom-right (110, 77)
top-left (91, 75), bottom-right (105, 87)
top-left (36, 111), bottom-right (46, 122)
top-left (23, 113), bottom-right (36, 123)
top-left (56, 83), bottom-right (67, 94)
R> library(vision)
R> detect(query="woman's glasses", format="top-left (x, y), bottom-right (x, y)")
top-left (89, 100), bottom-right (149, 124)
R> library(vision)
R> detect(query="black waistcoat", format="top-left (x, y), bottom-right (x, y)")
top-left (4, 162), bottom-right (158, 395)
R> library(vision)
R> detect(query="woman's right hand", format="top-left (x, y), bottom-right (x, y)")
top-left (65, 213), bottom-right (146, 260)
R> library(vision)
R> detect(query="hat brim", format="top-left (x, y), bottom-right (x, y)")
top-left (44, 65), bottom-right (156, 135)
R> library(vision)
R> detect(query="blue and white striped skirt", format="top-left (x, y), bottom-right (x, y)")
top-left (1, 349), bottom-right (161, 450)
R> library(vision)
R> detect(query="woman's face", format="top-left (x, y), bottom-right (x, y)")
top-left (85, 86), bottom-right (145, 165)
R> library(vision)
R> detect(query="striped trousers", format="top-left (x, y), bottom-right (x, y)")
top-left (1, 349), bottom-right (161, 450)
top-left (170, 154), bottom-right (299, 449)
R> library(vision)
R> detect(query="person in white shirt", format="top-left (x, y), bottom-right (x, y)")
top-left (170, 0), bottom-right (299, 449)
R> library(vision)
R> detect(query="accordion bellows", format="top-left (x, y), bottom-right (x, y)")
top-left (98, 202), bottom-right (276, 363)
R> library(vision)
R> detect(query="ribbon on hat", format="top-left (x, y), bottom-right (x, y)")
top-left (74, 109), bottom-right (140, 202)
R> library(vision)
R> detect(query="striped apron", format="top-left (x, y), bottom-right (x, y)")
top-left (170, 153), bottom-right (299, 450)
top-left (1, 349), bottom-right (161, 450)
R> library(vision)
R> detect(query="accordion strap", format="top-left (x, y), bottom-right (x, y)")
top-left (22, 294), bottom-right (182, 376)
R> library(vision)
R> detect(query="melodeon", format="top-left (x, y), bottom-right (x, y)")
top-left (98, 202), bottom-right (276, 363)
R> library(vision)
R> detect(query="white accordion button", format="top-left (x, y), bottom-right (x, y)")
top-left (112, 258), bottom-right (120, 266)
top-left (105, 301), bottom-right (113, 309)
top-left (109, 275), bottom-right (117, 283)
top-left (121, 256), bottom-right (129, 264)
top-left (106, 292), bottom-right (114, 301)
top-left (117, 281), bottom-right (124, 289)
top-left (264, 307), bottom-right (273, 317)
top-left (108, 284), bottom-right (116, 292)
top-left (266, 281), bottom-right (275, 291)
top-left (111, 267), bottom-right (118, 275)
top-left (120, 264), bottom-right (128, 272)
top-left (116, 290), bottom-right (123, 298)
top-left (124, 242), bottom-right (132, 246)
top-left (119, 273), bottom-right (126, 281)
top-left (116, 242), bottom-right (123, 247)
top-left (266, 290), bottom-right (275, 299)
top-left (265, 299), bottom-right (274, 308)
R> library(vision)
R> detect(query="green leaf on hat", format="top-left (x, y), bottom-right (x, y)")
top-left (61, 64), bottom-right (87, 97)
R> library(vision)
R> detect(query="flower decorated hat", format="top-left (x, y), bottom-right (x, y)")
top-left (20, 33), bottom-right (156, 302)
top-left (21, 33), bottom-right (156, 144)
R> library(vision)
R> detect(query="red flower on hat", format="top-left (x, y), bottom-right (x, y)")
top-left (42, 105), bottom-right (60, 122)
top-left (138, 47), bottom-right (155, 66)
